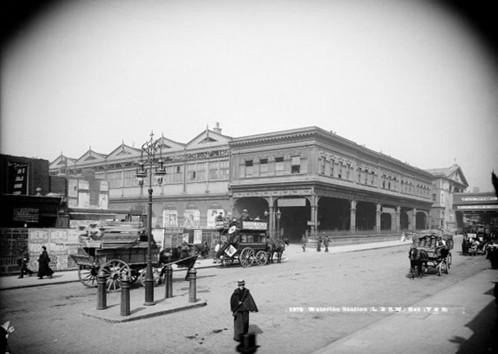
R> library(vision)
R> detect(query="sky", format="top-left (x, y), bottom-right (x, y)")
top-left (1, 0), bottom-right (497, 192)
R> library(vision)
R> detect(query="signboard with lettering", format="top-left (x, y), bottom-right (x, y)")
top-left (13, 208), bottom-right (39, 223)
top-left (278, 198), bottom-right (306, 207)
top-left (242, 221), bottom-right (268, 230)
top-left (8, 162), bottom-right (28, 195)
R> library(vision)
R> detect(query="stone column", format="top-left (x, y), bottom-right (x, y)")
top-left (375, 203), bottom-right (381, 233)
top-left (411, 208), bottom-right (417, 232)
top-left (350, 200), bottom-right (357, 233)
top-left (395, 206), bottom-right (401, 232)
top-left (269, 197), bottom-right (275, 238)
top-left (310, 195), bottom-right (318, 237)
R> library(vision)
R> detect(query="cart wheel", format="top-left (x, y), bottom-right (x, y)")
top-left (240, 248), bottom-right (255, 268)
top-left (100, 259), bottom-right (131, 292)
top-left (255, 251), bottom-right (268, 266)
top-left (447, 252), bottom-right (452, 268)
top-left (139, 268), bottom-right (161, 287)
top-left (78, 265), bottom-right (99, 288)
top-left (437, 259), bottom-right (449, 276)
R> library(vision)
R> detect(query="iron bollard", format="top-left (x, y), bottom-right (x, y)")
top-left (188, 267), bottom-right (197, 303)
top-left (97, 270), bottom-right (107, 310)
top-left (164, 265), bottom-right (173, 299)
top-left (120, 273), bottom-right (131, 316)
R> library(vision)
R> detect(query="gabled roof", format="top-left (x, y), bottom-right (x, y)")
top-left (106, 142), bottom-right (142, 162)
top-left (155, 135), bottom-right (185, 153)
top-left (185, 127), bottom-right (232, 149)
top-left (76, 148), bottom-right (107, 166)
top-left (426, 164), bottom-right (469, 187)
top-left (49, 153), bottom-right (77, 170)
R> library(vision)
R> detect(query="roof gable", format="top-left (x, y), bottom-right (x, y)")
top-left (76, 149), bottom-right (107, 165)
top-left (426, 164), bottom-right (469, 187)
top-left (49, 154), bottom-right (77, 170)
top-left (186, 128), bottom-right (231, 149)
top-left (107, 143), bottom-right (142, 162)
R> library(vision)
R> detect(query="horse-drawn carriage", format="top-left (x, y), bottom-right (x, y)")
top-left (409, 230), bottom-right (453, 278)
top-left (70, 221), bottom-right (198, 292)
top-left (215, 218), bottom-right (285, 267)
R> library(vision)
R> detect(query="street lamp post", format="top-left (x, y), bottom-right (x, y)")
top-left (136, 131), bottom-right (166, 306)
top-left (276, 209), bottom-right (282, 239)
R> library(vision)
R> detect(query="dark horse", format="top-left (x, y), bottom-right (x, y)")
top-left (408, 247), bottom-right (429, 279)
top-left (160, 246), bottom-right (198, 280)
top-left (267, 239), bottom-right (286, 264)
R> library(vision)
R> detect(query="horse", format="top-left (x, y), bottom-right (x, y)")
top-left (408, 247), bottom-right (428, 279)
top-left (266, 238), bottom-right (286, 264)
top-left (160, 246), bottom-right (198, 280)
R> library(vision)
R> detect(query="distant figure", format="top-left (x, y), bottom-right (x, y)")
top-left (230, 279), bottom-right (258, 342)
top-left (216, 212), bottom-right (224, 221)
top-left (37, 246), bottom-right (54, 279)
top-left (241, 209), bottom-right (250, 221)
top-left (17, 246), bottom-right (34, 278)
top-left (323, 236), bottom-right (330, 252)
top-left (316, 236), bottom-right (322, 252)
top-left (301, 235), bottom-right (307, 252)
top-left (86, 222), bottom-right (102, 240)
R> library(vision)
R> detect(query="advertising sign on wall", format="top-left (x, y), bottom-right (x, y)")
top-left (8, 162), bottom-right (28, 195)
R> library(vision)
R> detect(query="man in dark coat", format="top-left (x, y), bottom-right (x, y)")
top-left (230, 279), bottom-right (258, 342)
top-left (18, 246), bottom-right (34, 278)
top-left (37, 246), bottom-right (54, 279)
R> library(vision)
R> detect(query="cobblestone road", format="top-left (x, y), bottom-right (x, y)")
top-left (0, 240), bottom-right (491, 354)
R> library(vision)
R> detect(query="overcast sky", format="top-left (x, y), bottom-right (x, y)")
top-left (1, 0), bottom-right (497, 192)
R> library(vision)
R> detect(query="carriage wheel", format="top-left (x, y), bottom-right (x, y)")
top-left (447, 252), bottom-right (452, 268)
top-left (100, 259), bottom-right (131, 292)
top-left (255, 251), bottom-right (268, 266)
top-left (129, 270), bottom-right (140, 284)
top-left (78, 265), bottom-right (99, 288)
top-left (139, 268), bottom-right (162, 287)
top-left (240, 248), bottom-right (255, 268)
top-left (437, 259), bottom-right (448, 276)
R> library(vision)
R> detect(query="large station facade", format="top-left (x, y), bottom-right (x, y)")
top-left (49, 125), bottom-right (468, 242)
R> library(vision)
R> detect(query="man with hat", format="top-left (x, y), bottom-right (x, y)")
top-left (230, 279), bottom-right (258, 342)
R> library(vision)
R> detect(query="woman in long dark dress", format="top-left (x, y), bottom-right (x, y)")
top-left (230, 280), bottom-right (258, 342)
top-left (37, 246), bottom-right (54, 279)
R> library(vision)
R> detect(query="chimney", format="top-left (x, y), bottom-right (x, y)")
top-left (213, 122), bottom-right (222, 134)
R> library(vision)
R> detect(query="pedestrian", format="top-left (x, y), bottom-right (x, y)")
top-left (37, 246), bottom-right (54, 279)
top-left (301, 235), bottom-right (307, 252)
top-left (230, 279), bottom-right (258, 342)
top-left (316, 236), bottom-right (322, 252)
top-left (324, 236), bottom-right (330, 252)
top-left (17, 246), bottom-right (34, 278)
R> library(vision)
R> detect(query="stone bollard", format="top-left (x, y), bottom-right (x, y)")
top-left (97, 270), bottom-right (107, 310)
top-left (120, 273), bottom-right (131, 316)
top-left (164, 265), bottom-right (173, 299)
top-left (188, 267), bottom-right (197, 303)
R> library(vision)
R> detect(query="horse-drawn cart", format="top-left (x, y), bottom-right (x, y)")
top-left (215, 219), bottom-right (285, 267)
top-left (411, 230), bottom-right (453, 276)
top-left (70, 222), bottom-right (198, 291)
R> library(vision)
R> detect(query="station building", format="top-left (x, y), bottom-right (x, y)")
top-left (49, 125), bottom-right (468, 243)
